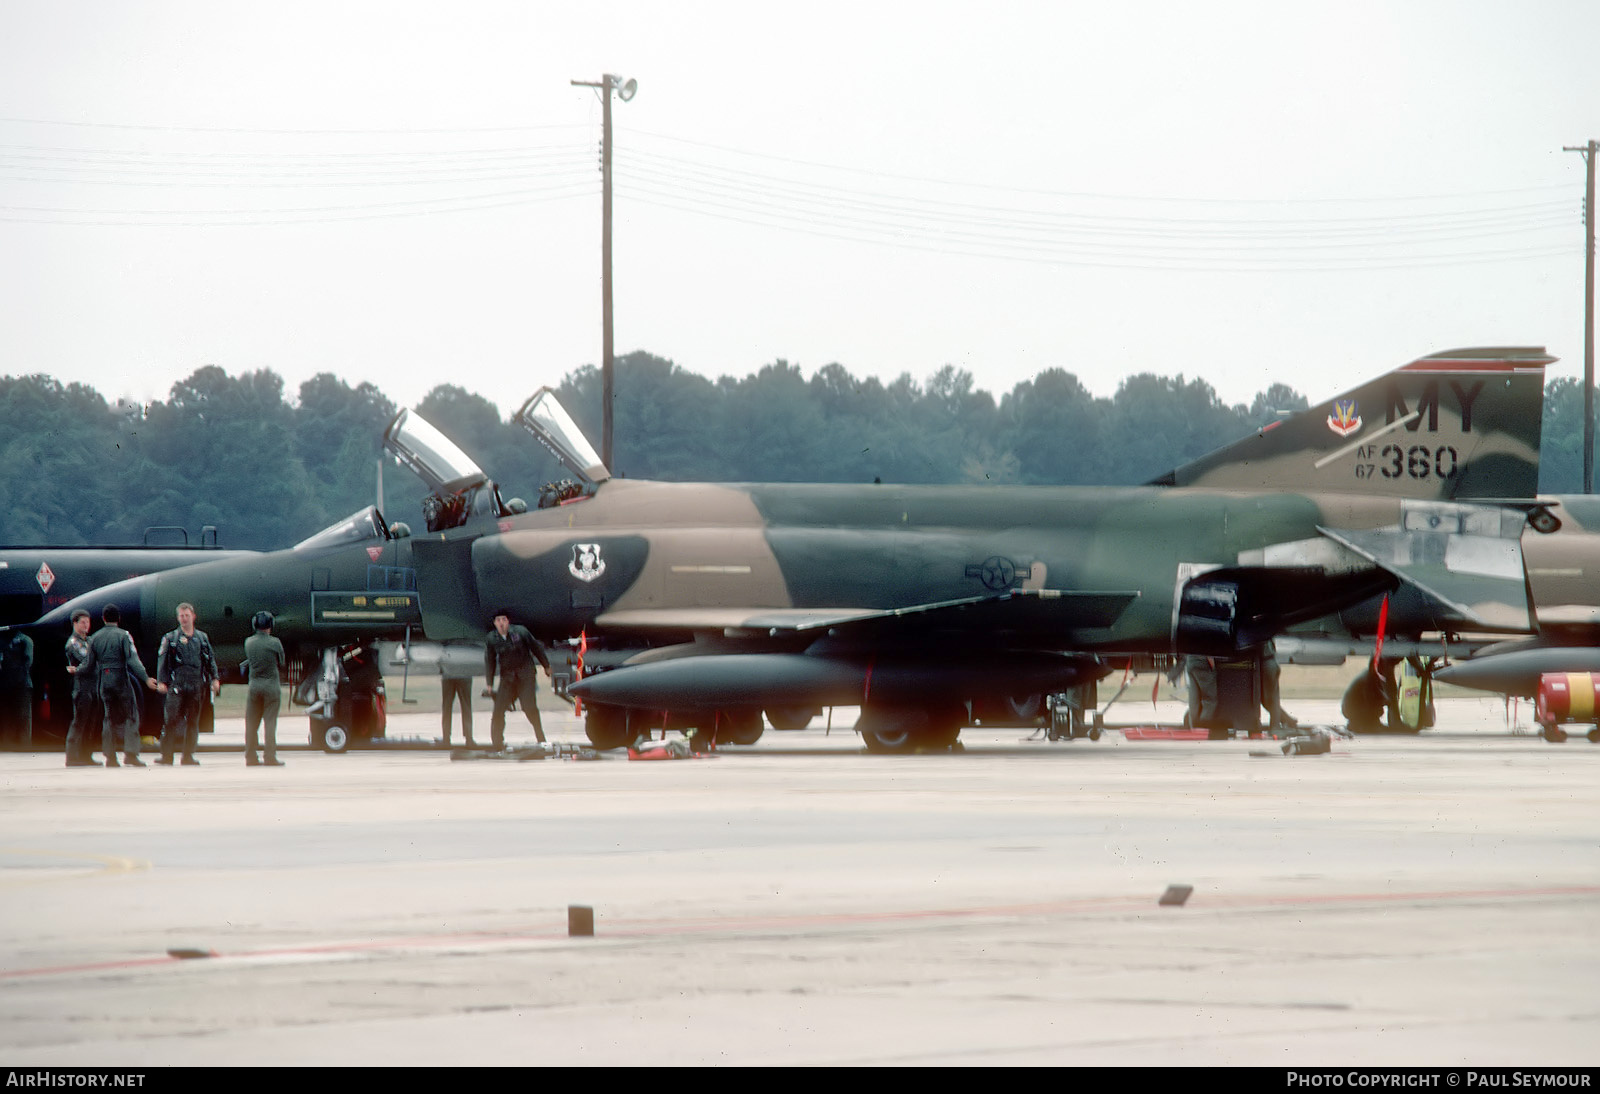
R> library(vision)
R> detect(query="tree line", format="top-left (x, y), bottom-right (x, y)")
top-left (1, 351), bottom-right (1595, 549)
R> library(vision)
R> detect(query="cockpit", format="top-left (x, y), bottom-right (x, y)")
top-left (514, 388), bottom-right (612, 509)
top-left (294, 506), bottom-right (391, 551)
top-left (383, 408), bottom-right (516, 533)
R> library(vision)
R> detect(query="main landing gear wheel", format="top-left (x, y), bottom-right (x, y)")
top-left (718, 709), bottom-right (765, 746)
top-left (765, 706), bottom-right (817, 732)
top-left (857, 706), bottom-right (964, 754)
top-left (859, 711), bottom-right (917, 754)
top-left (323, 725), bottom-right (351, 753)
top-left (583, 705), bottom-right (630, 751)
top-left (1002, 694), bottom-right (1044, 721)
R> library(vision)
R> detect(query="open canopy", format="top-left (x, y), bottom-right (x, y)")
top-left (383, 408), bottom-right (489, 497)
top-left (293, 505), bottom-right (389, 551)
top-left (514, 388), bottom-right (610, 484)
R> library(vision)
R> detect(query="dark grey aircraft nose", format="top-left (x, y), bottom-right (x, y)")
top-left (35, 575), bottom-right (149, 635)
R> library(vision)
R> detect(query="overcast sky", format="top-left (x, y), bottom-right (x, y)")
top-left (1, 0), bottom-right (1597, 421)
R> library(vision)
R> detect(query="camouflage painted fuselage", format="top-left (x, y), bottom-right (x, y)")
top-left (434, 478), bottom-right (1516, 657)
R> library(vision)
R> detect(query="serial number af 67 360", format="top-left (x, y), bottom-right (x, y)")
top-left (1354, 444), bottom-right (1460, 480)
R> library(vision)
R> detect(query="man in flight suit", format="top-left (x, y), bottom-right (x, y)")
top-left (440, 654), bottom-right (477, 748)
top-left (484, 611), bottom-right (550, 749)
top-left (242, 611), bottom-right (285, 766)
top-left (79, 604), bottom-right (158, 767)
top-left (154, 602), bottom-right (219, 766)
top-left (63, 609), bottom-right (102, 765)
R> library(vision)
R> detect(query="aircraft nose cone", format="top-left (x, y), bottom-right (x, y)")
top-left (38, 575), bottom-right (149, 629)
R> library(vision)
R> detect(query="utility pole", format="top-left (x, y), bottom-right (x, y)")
top-left (1565, 140), bottom-right (1597, 493)
top-left (571, 73), bottom-right (637, 470)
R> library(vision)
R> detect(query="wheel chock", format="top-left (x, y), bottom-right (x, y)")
top-left (1159, 885), bottom-right (1193, 907)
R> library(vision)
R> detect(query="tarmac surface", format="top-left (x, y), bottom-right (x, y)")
top-left (1, 697), bottom-right (1596, 1067)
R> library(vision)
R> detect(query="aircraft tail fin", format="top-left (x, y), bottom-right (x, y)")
top-left (1151, 347), bottom-right (1551, 500)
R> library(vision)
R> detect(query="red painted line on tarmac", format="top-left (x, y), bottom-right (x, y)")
top-left (5, 884), bottom-right (1596, 981)
top-left (0, 955), bottom-right (193, 979)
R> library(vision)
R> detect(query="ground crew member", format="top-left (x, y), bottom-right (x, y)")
top-left (1342, 657), bottom-right (1397, 734)
top-left (440, 652), bottom-right (476, 747)
top-left (242, 611), bottom-right (285, 766)
top-left (0, 628), bottom-right (34, 749)
top-left (339, 641), bottom-right (383, 741)
top-left (155, 602), bottom-right (219, 765)
top-left (63, 609), bottom-right (102, 765)
top-left (484, 612), bottom-right (550, 749)
top-left (1183, 655), bottom-right (1220, 729)
top-left (1260, 640), bottom-right (1298, 731)
top-left (79, 604), bottom-right (158, 766)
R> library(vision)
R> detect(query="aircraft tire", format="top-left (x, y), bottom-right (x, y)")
top-left (583, 705), bottom-right (630, 751)
top-left (765, 706), bottom-right (817, 732)
top-left (861, 726), bottom-right (914, 753)
top-left (323, 724), bottom-right (351, 754)
top-left (719, 709), bottom-right (764, 746)
top-left (858, 707), bottom-right (962, 753)
top-left (1587, 726), bottom-right (1600, 744)
top-left (1002, 693), bottom-right (1044, 721)
top-left (857, 708), bottom-right (922, 754)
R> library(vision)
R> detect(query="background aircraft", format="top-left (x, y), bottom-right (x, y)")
top-left (1429, 494), bottom-right (1600, 709)
top-left (0, 529), bottom-right (255, 748)
top-left (0, 530), bottom-right (251, 628)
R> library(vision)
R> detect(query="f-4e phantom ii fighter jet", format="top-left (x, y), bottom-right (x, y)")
top-left (400, 346), bottom-right (1552, 753)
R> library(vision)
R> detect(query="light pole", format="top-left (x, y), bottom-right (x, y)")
top-left (1565, 141), bottom-right (1597, 492)
top-left (571, 73), bottom-right (637, 471)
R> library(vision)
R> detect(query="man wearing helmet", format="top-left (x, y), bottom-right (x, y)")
top-left (243, 611), bottom-right (285, 766)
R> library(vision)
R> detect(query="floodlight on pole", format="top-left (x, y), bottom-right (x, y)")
top-left (571, 72), bottom-right (638, 470)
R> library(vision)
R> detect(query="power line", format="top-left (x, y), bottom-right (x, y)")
top-left (617, 186), bottom-right (1576, 273)
top-left (0, 114), bottom-right (1578, 275)
top-left (621, 125), bottom-right (1576, 206)
top-left (0, 141), bottom-right (595, 165)
top-left (0, 116), bottom-right (591, 136)
top-left (616, 151), bottom-right (1574, 242)
top-left (0, 162), bottom-right (597, 190)
top-left (0, 183), bottom-right (597, 227)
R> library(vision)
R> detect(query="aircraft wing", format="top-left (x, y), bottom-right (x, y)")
top-left (1318, 521), bottom-right (1531, 631)
top-left (597, 588), bottom-right (1142, 636)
